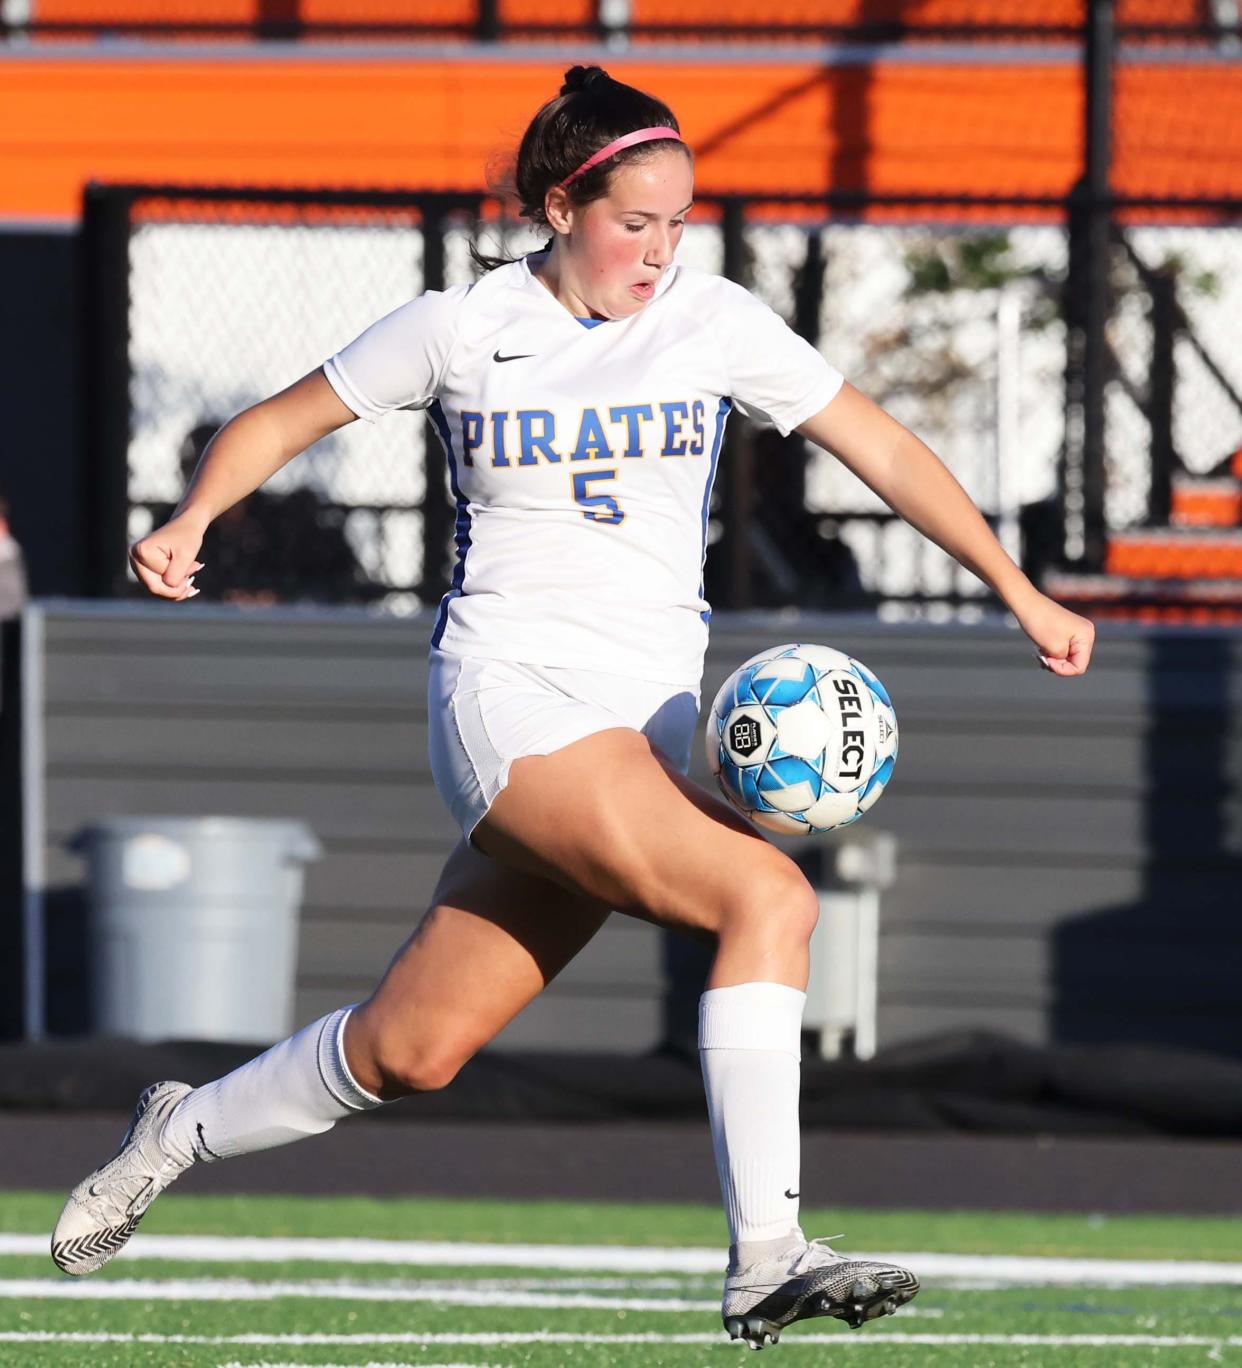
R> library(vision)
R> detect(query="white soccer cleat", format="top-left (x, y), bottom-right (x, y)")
top-left (722, 1231), bottom-right (919, 1350)
top-left (51, 1080), bottom-right (195, 1276)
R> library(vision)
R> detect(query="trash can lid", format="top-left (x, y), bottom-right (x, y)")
top-left (69, 816), bottom-right (322, 861)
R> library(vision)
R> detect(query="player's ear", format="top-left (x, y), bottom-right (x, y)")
top-left (544, 185), bottom-right (574, 235)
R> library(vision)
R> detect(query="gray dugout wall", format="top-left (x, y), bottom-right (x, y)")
top-left (12, 600), bottom-right (1242, 1055)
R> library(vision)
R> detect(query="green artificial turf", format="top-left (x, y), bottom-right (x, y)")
top-left (3, 1191), bottom-right (1240, 1367)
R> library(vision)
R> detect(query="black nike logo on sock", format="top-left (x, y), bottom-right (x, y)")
top-left (785, 1188), bottom-right (800, 1199)
top-left (493, 350), bottom-right (535, 363)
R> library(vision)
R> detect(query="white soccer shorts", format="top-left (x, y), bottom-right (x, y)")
top-left (428, 650), bottom-right (700, 840)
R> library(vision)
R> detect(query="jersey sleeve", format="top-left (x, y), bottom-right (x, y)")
top-left (720, 280), bottom-right (845, 436)
top-left (322, 286), bottom-right (468, 423)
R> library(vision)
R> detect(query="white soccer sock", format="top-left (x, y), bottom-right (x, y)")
top-left (699, 981), bottom-right (806, 1252)
top-left (160, 1007), bottom-right (383, 1165)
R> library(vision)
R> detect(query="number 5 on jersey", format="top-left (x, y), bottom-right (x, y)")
top-left (573, 470), bottom-right (625, 525)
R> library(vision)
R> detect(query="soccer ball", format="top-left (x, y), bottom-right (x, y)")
top-left (705, 642), bottom-right (898, 835)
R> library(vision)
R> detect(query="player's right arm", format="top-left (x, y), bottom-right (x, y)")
top-left (129, 368), bottom-right (357, 601)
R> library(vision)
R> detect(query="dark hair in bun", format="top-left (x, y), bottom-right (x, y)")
top-left (560, 64), bottom-right (609, 95)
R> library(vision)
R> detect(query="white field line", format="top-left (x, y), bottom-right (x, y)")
top-left (0, 1276), bottom-right (940, 1316)
top-left (5, 1331), bottom-right (1242, 1349)
top-left (6, 1233), bottom-right (727, 1271)
top-left (4, 1232), bottom-right (1242, 1287)
top-left (0, 1277), bottom-right (711, 1312)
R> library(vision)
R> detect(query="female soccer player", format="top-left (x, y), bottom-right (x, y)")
top-left (53, 65), bottom-right (1095, 1349)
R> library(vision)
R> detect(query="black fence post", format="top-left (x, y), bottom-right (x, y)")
top-left (477, 0), bottom-right (499, 42)
top-left (80, 185), bottom-right (135, 599)
top-left (1081, 0), bottom-right (1114, 573)
top-left (419, 199), bottom-right (456, 605)
top-left (1063, 0), bottom-right (1115, 572)
top-left (1147, 266), bottom-right (1178, 527)
top-left (255, 0), bottom-right (302, 40)
top-left (717, 197), bottom-right (752, 610)
top-left (793, 228), bottom-right (824, 346)
top-left (0, 618), bottom-right (24, 1039)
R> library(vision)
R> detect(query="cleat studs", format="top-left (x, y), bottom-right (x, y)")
top-left (723, 1316), bottom-right (779, 1350)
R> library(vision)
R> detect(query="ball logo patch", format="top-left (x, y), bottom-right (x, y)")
top-left (728, 716), bottom-right (764, 758)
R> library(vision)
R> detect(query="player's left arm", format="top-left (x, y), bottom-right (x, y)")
top-left (796, 381), bottom-right (1096, 677)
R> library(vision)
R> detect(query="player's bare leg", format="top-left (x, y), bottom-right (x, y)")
top-left (342, 841), bottom-right (613, 1098)
top-left (52, 841), bottom-right (611, 1274)
top-left (474, 726), bottom-right (919, 1347)
top-left (476, 728), bottom-right (815, 989)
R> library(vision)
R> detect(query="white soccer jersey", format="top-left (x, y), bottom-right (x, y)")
top-left (323, 254), bottom-right (844, 687)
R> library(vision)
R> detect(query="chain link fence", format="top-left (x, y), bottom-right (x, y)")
top-left (9, 0), bottom-right (1236, 43)
top-left (12, 0), bottom-right (1242, 43)
top-left (85, 186), bottom-right (1242, 614)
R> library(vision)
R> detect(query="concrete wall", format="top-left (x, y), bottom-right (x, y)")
top-left (13, 600), bottom-right (1242, 1055)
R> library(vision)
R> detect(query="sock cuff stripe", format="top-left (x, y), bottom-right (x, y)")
top-left (698, 982), bottom-right (806, 1056)
top-left (317, 1008), bottom-right (384, 1112)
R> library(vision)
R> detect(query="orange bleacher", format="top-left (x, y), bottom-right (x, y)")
top-left (630, 0), bottom-right (1210, 30)
top-left (21, 0), bottom-right (592, 23)
top-left (3, 53), bottom-right (1240, 220)
top-left (1171, 479), bottom-right (1242, 529)
top-left (1106, 531), bottom-right (1242, 580)
top-left (29, 0), bottom-right (1212, 28)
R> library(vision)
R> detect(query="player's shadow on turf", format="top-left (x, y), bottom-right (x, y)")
top-left (1051, 632), bottom-right (1242, 1061)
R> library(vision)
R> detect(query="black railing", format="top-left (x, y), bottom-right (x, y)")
top-left (3, 6), bottom-right (1237, 46)
top-left (82, 179), bottom-right (1242, 615)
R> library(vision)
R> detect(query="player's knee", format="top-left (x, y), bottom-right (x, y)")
top-left (370, 1041), bottom-right (468, 1097)
top-left (724, 855), bottom-right (819, 947)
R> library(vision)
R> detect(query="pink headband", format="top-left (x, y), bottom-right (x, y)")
top-left (558, 127), bottom-right (684, 189)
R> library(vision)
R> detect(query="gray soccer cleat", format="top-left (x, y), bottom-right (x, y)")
top-left (51, 1080), bottom-right (195, 1276)
top-left (722, 1232), bottom-right (919, 1349)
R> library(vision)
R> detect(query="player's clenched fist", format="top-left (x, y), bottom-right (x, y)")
top-left (129, 515), bottom-right (206, 601)
top-left (1016, 593), bottom-right (1096, 677)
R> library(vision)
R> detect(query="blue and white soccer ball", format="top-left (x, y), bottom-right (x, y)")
top-left (705, 643), bottom-right (898, 835)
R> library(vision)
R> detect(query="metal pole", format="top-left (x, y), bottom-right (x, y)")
top-left (1081, 0), bottom-right (1115, 571)
top-left (79, 185), bottom-right (135, 599)
top-left (255, 0), bottom-right (301, 40)
top-left (597, 0), bottom-right (631, 47)
top-left (477, 0), bottom-right (499, 41)
top-left (420, 200), bottom-right (455, 605)
top-left (1147, 268), bottom-right (1177, 526)
top-left (20, 604), bottom-right (45, 1040)
top-left (718, 198), bottom-right (752, 609)
top-left (793, 229), bottom-right (824, 346)
top-left (1060, 1), bottom-right (1114, 570)
top-left (996, 287), bottom-right (1023, 565)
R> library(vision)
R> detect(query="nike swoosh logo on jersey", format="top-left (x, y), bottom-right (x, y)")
top-left (784, 1188), bottom-right (800, 1199)
top-left (493, 350), bottom-right (536, 363)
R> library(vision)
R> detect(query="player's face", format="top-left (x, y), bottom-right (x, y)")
top-left (569, 149), bottom-right (694, 319)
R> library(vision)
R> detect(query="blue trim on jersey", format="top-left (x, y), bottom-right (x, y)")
top-left (576, 317), bottom-right (606, 329)
top-left (698, 397), bottom-right (733, 624)
top-left (428, 399), bottom-right (471, 648)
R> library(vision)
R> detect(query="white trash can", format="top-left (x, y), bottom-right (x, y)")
top-left (802, 830), bottom-right (897, 1062)
top-left (71, 816), bottom-right (321, 1044)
